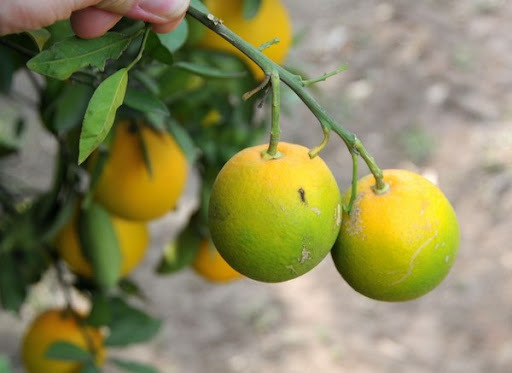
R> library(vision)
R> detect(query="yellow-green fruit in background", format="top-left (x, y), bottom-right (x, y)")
top-left (92, 120), bottom-right (187, 221)
top-left (192, 238), bottom-right (243, 283)
top-left (55, 209), bottom-right (149, 278)
top-left (208, 142), bottom-right (342, 283)
top-left (21, 309), bottom-right (105, 373)
top-left (199, 0), bottom-right (292, 80)
top-left (331, 169), bottom-right (460, 302)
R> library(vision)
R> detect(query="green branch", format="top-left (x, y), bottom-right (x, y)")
top-left (262, 70), bottom-right (282, 159)
top-left (187, 5), bottom-right (386, 191)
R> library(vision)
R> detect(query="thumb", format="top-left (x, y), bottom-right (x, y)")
top-left (71, 0), bottom-right (189, 39)
top-left (95, 0), bottom-right (189, 24)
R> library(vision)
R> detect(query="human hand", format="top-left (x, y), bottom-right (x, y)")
top-left (0, 0), bottom-right (190, 39)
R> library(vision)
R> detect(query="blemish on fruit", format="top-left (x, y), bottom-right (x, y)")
top-left (392, 233), bottom-right (437, 285)
top-left (286, 265), bottom-right (298, 275)
top-left (298, 188), bottom-right (307, 205)
top-left (311, 207), bottom-right (321, 215)
top-left (335, 204), bottom-right (342, 226)
top-left (298, 246), bottom-right (311, 264)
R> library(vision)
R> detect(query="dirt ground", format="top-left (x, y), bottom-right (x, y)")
top-left (2, 0), bottom-right (512, 372)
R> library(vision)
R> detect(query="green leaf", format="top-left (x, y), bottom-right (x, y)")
top-left (243, 0), bottom-right (262, 20)
top-left (79, 202), bottom-right (122, 288)
top-left (27, 33), bottom-right (131, 79)
top-left (0, 355), bottom-right (11, 373)
top-left (86, 147), bottom-right (109, 196)
top-left (45, 20), bottom-right (74, 47)
top-left (174, 61), bottom-right (247, 79)
top-left (52, 84), bottom-right (94, 133)
top-left (39, 193), bottom-right (77, 242)
top-left (144, 32), bottom-right (173, 65)
top-left (144, 112), bottom-right (167, 131)
top-left (0, 254), bottom-right (26, 312)
top-left (156, 224), bottom-right (201, 274)
top-left (165, 119), bottom-right (197, 162)
top-left (87, 290), bottom-right (111, 327)
top-left (132, 70), bottom-right (160, 96)
top-left (26, 28), bottom-right (51, 51)
top-left (111, 359), bottom-right (160, 373)
top-left (106, 297), bottom-right (162, 347)
top-left (190, 0), bottom-right (209, 13)
top-left (136, 127), bottom-right (153, 178)
top-left (157, 19), bottom-right (188, 53)
top-left (0, 46), bottom-right (17, 93)
top-left (81, 362), bottom-right (102, 373)
top-left (118, 279), bottom-right (148, 301)
top-left (45, 341), bottom-right (92, 362)
top-left (184, 15), bottom-right (206, 47)
top-left (84, 148), bottom-right (109, 211)
top-left (79, 68), bottom-right (128, 164)
top-left (124, 88), bottom-right (170, 117)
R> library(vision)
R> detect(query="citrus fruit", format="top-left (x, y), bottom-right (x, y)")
top-left (331, 169), bottom-right (460, 302)
top-left (199, 0), bottom-right (293, 80)
top-left (21, 309), bottom-right (105, 373)
top-left (192, 238), bottom-right (243, 283)
top-left (208, 142), bottom-right (342, 282)
top-left (55, 208), bottom-right (149, 278)
top-left (91, 120), bottom-right (187, 221)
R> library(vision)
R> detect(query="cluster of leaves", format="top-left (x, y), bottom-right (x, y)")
top-left (0, 0), bottom-right (268, 371)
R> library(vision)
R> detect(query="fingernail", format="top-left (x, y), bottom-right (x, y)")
top-left (138, 0), bottom-right (189, 20)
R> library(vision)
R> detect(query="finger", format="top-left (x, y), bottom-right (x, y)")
top-left (94, 0), bottom-right (134, 14)
top-left (97, 0), bottom-right (189, 25)
top-left (150, 11), bottom-right (186, 34)
top-left (71, 7), bottom-right (123, 39)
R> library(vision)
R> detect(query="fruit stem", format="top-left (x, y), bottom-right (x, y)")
top-left (187, 5), bottom-right (385, 186)
top-left (126, 25), bottom-right (151, 71)
top-left (242, 74), bottom-right (271, 101)
top-left (262, 70), bottom-right (282, 159)
top-left (344, 151), bottom-right (359, 214)
top-left (308, 124), bottom-right (330, 159)
top-left (353, 138), bottom-right (388, 193)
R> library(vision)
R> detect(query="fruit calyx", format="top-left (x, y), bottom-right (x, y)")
top-left (260, 149), bottom-right (283, 160)
top-left (371, 181), bottom-right (390, 195)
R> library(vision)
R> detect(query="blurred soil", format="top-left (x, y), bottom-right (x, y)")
top-left (2, 0), bottom-right (512, 372)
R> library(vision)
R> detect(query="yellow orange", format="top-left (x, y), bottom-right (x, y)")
top-left (55, 209), bottom-right (149, 278)
top-left (209, 142), bottom-right (342, 282)
top-left (331, 169), bottom-right (460, 301)
top-left (92, 120), bottom-right (187, 221)
top-left (193, 238), bottom-right (243, 283)
top-left (199, 0), bottom-right (292, 80)
top-left (21, 309), bottom-right (105, 373)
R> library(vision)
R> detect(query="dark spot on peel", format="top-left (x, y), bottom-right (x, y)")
top-left (298, 188), bottom-right (307, 205)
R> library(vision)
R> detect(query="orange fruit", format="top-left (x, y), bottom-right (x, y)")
top-left (55, 208), bottom-right (149, 278)
top-left (21, 309), bottom-right (105, 373)
top-left (192, 238), bottom-right (243, 283)
top-left (199, 0), bottom-right (293, 80)
top-left (92, 120), bottom-right (187, 221)
top-left (208, 142), bottom-right (342, 282)
top-left (331, 169), bottom-right (460, 302)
